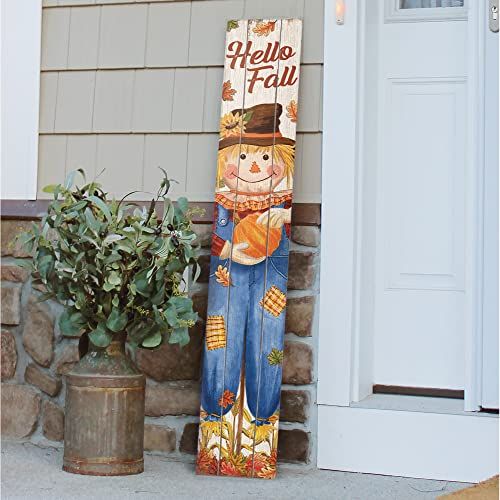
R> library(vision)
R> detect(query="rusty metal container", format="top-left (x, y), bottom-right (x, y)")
top-left (63, 333), bottom-right (145, 476)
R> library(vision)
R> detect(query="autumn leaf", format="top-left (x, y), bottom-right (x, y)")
top-left (268, 413), bottom-right (279, 424)
top-left (286, 100), bottom-right (298, 123)
top-left (246, 453), bottom-right (269, 476)
top-left (267, 348), bottom-right (284, 366)
top-left (222, 80), bottom-right (236, 102)
top-left (252, 20), bottom-right (276, 37)
top-left (257, 465), bottom-right (277, 479)
top-left (215, 265), bottom-right (231, 286)
top-left (218, 389), bottom-right (235, 409)
top-left (196, 448), bottom-right (218, 475)
top-left (227, 20), bottom-right (239, 32)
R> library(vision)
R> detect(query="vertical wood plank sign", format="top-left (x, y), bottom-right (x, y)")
top-left (196, 18), bottom-right (302, 479)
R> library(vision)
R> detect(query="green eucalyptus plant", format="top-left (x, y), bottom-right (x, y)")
top-left (18, 169), bottom-right (201, 350)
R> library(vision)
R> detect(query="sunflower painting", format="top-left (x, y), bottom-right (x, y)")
top-left (197, 18), bottom-right (302, 480)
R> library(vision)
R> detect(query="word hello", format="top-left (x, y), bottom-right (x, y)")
top-left (226, 41), bottom-right (298, 94)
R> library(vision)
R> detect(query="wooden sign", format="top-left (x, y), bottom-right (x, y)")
top-left (196, 18), bottom-right (302, 479)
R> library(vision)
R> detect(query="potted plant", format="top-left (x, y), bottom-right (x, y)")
top-left (19, 169), bottom-right (200, 476)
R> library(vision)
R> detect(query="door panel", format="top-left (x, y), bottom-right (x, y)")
top-left (384, 79), bottom-right (465, 292)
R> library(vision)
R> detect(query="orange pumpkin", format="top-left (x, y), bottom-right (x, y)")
top-left (233, 213), bottom-right (281, 259)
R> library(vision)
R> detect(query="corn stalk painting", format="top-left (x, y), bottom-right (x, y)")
top-left (197, 18), bottom-right (302, 479)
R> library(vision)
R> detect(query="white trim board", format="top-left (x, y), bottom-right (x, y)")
top-left (318, 404), bottom-right (498, 483)
top-left (1, 0), bottom-right (42, 199)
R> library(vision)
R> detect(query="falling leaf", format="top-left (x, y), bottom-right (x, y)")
top-left (222, 80), bottom-right (237, 102)
top-left (227, 19), bottom-right (239, 32)
top-left (215, 265), bottom-right (231, 286)
top-left (267, 348), bottom-right (284, 366)
top-left (252, 20), bottom-right (277, 37)
top-left (286, 100), bottom-right (298, 123)
top-left (218, 389), bottom-right (235, 409)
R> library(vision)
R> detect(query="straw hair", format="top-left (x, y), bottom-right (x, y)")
top-left (216, 143), bottom-right (295, 189)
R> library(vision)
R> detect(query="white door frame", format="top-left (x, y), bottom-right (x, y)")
top-left (317, 0), bottom-right (498, 481)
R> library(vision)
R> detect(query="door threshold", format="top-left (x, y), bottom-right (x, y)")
top-left (372, 384), bottom-right (464, 399)
top-left (350, 393), bottom-right (496, 417)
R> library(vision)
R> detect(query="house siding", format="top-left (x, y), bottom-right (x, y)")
top-left (37, 0), bottom-right (323, 203)
top-left (0, 0), bottom-right (323, 466)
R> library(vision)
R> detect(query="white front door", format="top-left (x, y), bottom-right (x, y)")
top-left (317, 0), bottom-right (498, 481)
top-left (372, 0), bottom-right (468, 392)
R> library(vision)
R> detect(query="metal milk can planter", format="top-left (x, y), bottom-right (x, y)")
top-left (63, 333), bottom-right (145, 476)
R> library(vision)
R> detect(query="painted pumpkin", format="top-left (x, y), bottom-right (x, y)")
top-left (233, 213), bottom-right (281, 258)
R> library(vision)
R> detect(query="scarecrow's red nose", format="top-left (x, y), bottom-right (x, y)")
top-left (250, 161), bottom-right (261, 174)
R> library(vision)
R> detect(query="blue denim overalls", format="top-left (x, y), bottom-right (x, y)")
top-left (200, 201), bottom-right (290, 425)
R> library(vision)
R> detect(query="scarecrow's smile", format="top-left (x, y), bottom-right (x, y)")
top-left (236, 174), bottom-right (273, 184)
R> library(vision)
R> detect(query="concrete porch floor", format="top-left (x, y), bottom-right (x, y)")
top-left (1, 442), bottom-right (470, 500)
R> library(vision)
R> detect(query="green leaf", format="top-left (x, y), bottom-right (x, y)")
top-left (169, 295), bottom-right (193, 314)
top-left (176, 197), bottom-right (189, 214)
top-left (104, 252), bottom-right (122, 265)
top-left (70, 200), bottom-right (88, 211)
top-left (150, 284), bottom-right (165, 306)
top-left (103, 234), bottom-right (124, 246)
top-left (141, 331), bottom-right (163, 348)
top-left (84, 207), bottom-right (101, 234)
top-left (164, 305), bottom-right (177, 326)
top-left (103, 281), bottom-right (116, 292)
top-left (106, 307), bottom-right (128, 333)
top-left (163, 199), bottom-right (174, 226)
top-left (88, 323), bottom-right (112, 347)
top-left (88, 195), bottom-right (112, 222)
top-left (169, 327), bottom-right (189, 347)
top-left (65, 170), bottom-right (77, 189)
top-left (107, 271), bottom-right (121, 286)
top-left (42, 184), bottom-right (60, 194)
top-left (59, 309), bottom-right (86, 337)
top-left (227, 19), bottom-right (239, 31)
top-left (65, 169), bottom-right (85, 190)
top-left (38, 255), bottom-right (54, 282)
top-left (134, 269), bottom-right (152, 296)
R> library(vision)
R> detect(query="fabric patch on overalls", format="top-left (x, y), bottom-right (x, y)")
top-left (259, 285), bottom-right (287, 317)
top-left (206, 316), bottom-right (226, 350)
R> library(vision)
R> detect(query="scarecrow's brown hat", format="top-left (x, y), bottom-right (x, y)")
top-left (219, 103), bottom-right (295, 150)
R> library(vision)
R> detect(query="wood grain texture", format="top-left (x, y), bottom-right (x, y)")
top-left (196, 18), bottom-right (303, 479)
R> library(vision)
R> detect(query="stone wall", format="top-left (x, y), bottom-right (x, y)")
top-left (1, 216), bottom-right (320, 466)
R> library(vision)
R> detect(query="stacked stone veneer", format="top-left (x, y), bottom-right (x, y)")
top-left (1, 217), bottom-right (320, 466)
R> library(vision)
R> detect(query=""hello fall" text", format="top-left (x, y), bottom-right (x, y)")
top-left (226, 41), bottom-right (298, 94)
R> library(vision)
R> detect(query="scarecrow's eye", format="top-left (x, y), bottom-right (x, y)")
top-left (263, 154), bottom-right (269, 161)
top-left (240, 153), bottom-right (246, 160)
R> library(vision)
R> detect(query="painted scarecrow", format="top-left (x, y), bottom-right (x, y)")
top-left (200, 102), bottom-right (294, 431)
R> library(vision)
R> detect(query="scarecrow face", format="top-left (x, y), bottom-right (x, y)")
top-left (222, 147), bottom-right (286, 194)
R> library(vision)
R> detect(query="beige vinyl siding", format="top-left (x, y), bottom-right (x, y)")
top-left (38, 0), bottom-right (323, 202)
